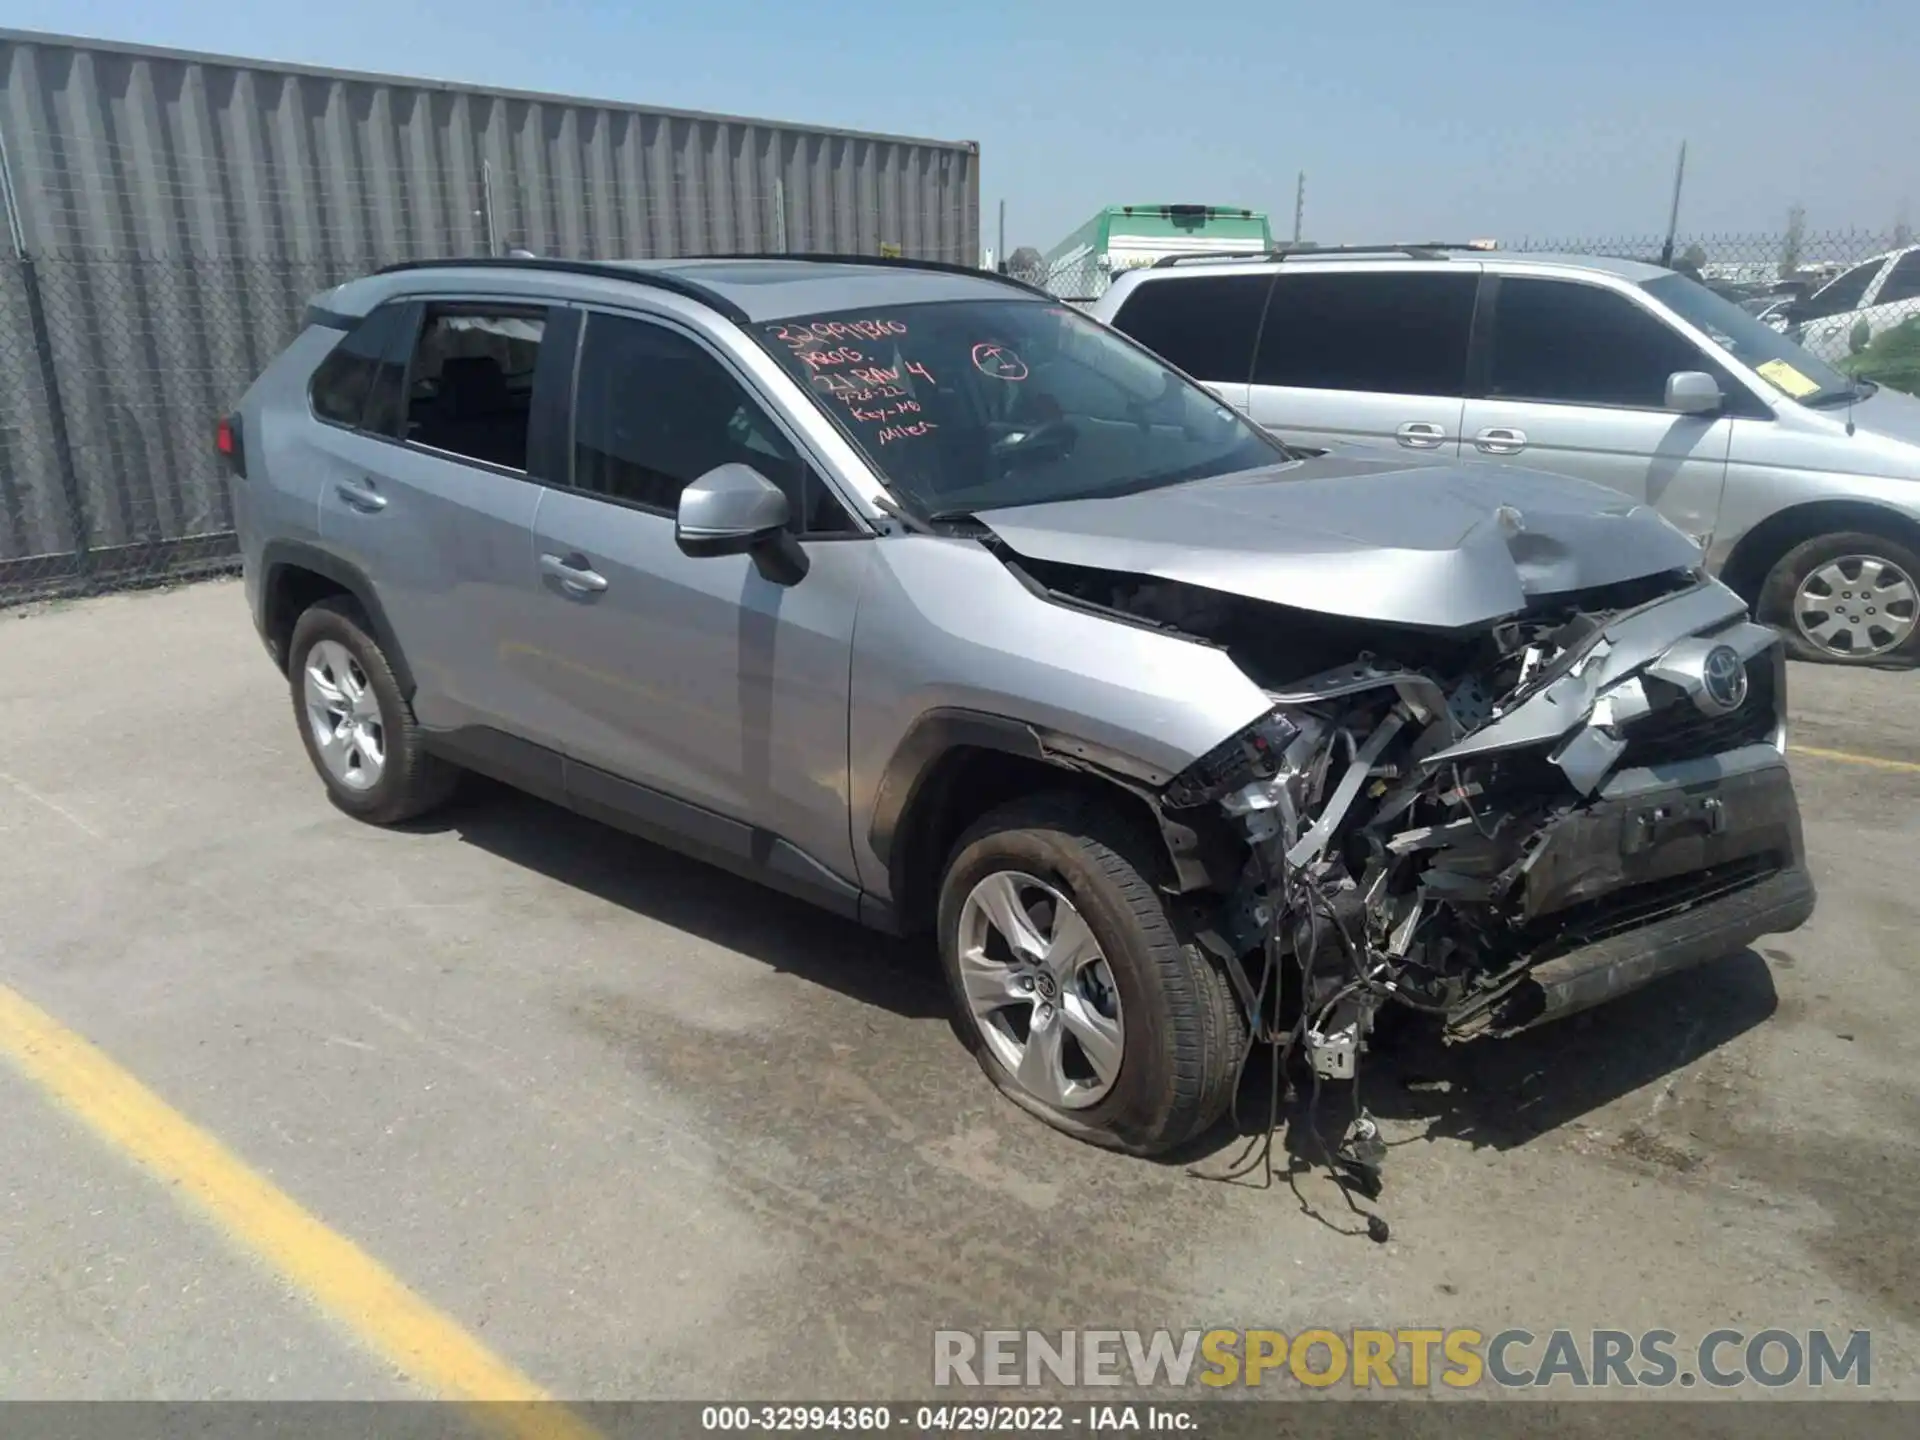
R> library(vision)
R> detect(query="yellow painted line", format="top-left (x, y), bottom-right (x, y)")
top-left (1790, 744), bottom-right (1920, 775)
top-left (0, 982), bottom-right (598, 1440)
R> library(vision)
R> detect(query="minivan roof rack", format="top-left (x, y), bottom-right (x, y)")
top-left (374, 255), bottom-right (753, 322)
top-left (1149, 242), bottom-right (1496, 268)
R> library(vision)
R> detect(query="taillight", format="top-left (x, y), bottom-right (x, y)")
top-left (215, 413), bottom-right (246, 479)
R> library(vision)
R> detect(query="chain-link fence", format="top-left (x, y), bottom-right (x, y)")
top-left (0, 255), bottom-right (355, 601)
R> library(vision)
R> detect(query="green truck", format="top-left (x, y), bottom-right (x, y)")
top-left (1040, 204), bottom-right (1274, 301)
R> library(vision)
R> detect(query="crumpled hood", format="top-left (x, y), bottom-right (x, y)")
top-left (976, 454), bottom-right (1704, 629)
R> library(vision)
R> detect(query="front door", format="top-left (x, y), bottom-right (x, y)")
top-left (1244, 268), bottom-right (1478, 458)
top-left (1459, 275), bottom-right (1736, 548)
top-left (526, 308), bottom-right (871, 884)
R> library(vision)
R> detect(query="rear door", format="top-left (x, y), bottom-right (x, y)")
top-left (1245, 267), bottom-right (1478, 456)
top-left (318, 297), bottom-right (569, 740)
top-left (1103, 272), bottom-right (1270, 411)
top-left (1458, 274), bottom-right (1740, 545)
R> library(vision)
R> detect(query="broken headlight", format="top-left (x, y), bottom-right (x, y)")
top-left (1161, 708), bottom-right (1306, 811)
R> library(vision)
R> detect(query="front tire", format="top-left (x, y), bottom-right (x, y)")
top-left (1758, 530), bottom-right (1920, 665)
top-left (936, 793), bottom-right (1246, 1156)
top-left (288, 597), bottom-right (458, 824)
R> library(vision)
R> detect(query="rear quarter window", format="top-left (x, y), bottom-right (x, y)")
top-left (308, 304), bottom-right (412, 429)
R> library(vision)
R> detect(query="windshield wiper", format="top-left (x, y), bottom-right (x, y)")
top-left (1804, 377), bottom-right (1878, 408)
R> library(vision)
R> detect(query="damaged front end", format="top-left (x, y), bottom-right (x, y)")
top-left (971, 463), bottom-right (1817, 1199)
top-left (1031, 557), bottom-right (1817, 1088)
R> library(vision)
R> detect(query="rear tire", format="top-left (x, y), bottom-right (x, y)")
top-left (288, 597), bottom-right (459, 824)
top-left (1758, 530), bottom-right (1920, 666)
top-left (936, 792), bottom-right (1246, 1156)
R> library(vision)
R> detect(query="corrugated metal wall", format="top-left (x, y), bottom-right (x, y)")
top-left (0, 28), bottom-right (980, 598)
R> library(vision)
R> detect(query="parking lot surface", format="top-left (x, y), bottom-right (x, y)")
top-left (2, 578), bottom-right (1917, 1401)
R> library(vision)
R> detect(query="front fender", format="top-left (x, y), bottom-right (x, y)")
top-left (847, 537), bottom-right (1272, 902)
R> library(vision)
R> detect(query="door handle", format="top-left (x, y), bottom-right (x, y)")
top-left (335, 478), bottom-right (388, 512)
top-left (540, 552), bottom-right (609, 594)
top-left (1395, 421), bottom-right (1447, 449)
top-left (1473, 427), bottom-right (1528, 455)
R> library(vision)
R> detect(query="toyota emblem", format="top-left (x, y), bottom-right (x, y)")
top-left (1700, 645), bottom-right (1748, 714)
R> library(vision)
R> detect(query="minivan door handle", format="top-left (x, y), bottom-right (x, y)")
top-left (540, 551), bottom-right (609, 595)
top-left (1395, 421), bottom-right (1447, 449)
top-left (1473, 427), bottom-right (1528, 455)
top-left (335, 478), bottom-right (388, 512)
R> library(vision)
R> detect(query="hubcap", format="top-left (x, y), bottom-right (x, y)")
top-left (955, 871), bottom-right (1125, 1110)
top-left (1793, 555), bottom-right (1918, 659)
top-left (302, 639), bottom-right (386, 791)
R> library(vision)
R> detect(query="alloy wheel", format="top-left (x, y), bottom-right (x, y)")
top-left (302, 639), bottom-right (386, 791)
top-left (955, 870), bottom-right (1125, 1110)
top-left (1792, 554), bottom-right (1918, 659)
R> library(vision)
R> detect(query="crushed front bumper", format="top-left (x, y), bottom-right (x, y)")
top-left (1445, 750), bottom-right (1815, 1039)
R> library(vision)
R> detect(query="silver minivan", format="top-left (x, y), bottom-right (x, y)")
top-left (1092, 247), bottom-right (1920, 665)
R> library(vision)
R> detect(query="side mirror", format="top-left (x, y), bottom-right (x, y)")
top-left (674, 463), bottom-right (809, 584)
top-left (1664, 370), bottom-right (1724, 416)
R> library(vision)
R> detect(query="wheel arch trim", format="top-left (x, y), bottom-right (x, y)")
top-left (259, 540), bottom-right (417, 698)
top-left (1720, 497), bottom-right (1920, 603)
top-left (869, 707), bottom-right (1217, 931)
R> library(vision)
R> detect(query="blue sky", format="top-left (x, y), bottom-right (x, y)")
top-left (5, 0), bottom-right (1914, 253)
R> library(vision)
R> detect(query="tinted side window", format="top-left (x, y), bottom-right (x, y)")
top-left (1488, 279), bottom-right (1707, 409)
top-left (309, 304), bottom-right (408, 427)
top-left (572, 313), bottom-right (855, 534)
top-left (1799, 260), bottom-right (1880, 321)
top-left (403, 306), bottom-right (546, 470)
top-left (1874, 251), bottom-right (1920, 307)
top-left (1109, 275), bottom-right (1269, 382)
top-left (1253, 271), bottom-right (1476, 395)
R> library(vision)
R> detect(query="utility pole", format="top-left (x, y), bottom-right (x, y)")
top-left (1293, 171), bottom-right (1305, 244)
top-left (997, 199), bottom-right (1007, 273)
top-left (1659, 141), bottom-right (1687, 268)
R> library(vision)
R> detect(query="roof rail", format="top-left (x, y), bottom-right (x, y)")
top-left (372, 255), bottom-right (752, 323)
top-left (692, 251), bottom-right (1056, 301)
top-left (1148, 242), bottom-right (1495, 269)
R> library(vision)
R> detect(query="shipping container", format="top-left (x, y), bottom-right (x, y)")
top-left (0, 29), bottom-right (979, 262)
top-left (0, 28), bottom-right (980, 599)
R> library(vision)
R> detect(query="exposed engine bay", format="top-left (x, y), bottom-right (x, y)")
top-left (1007, 548), bottom-right (1815, 1205)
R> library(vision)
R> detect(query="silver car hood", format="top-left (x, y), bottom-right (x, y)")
top-left (976, 456), bottom-right (1703, 630)
top-left (1847, 383), bottom-right (1920, 448)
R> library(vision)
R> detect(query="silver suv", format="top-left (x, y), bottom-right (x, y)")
top-left (228, 255), bottom-right (1814, 1159)
top-left (1092, 245), bottom-right (1920, 666)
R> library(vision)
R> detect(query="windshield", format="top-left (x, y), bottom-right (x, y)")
top-left (756, 299), bottom-right (1286, 515)
top-left (1641, 272), bottom-right (1856, 406)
